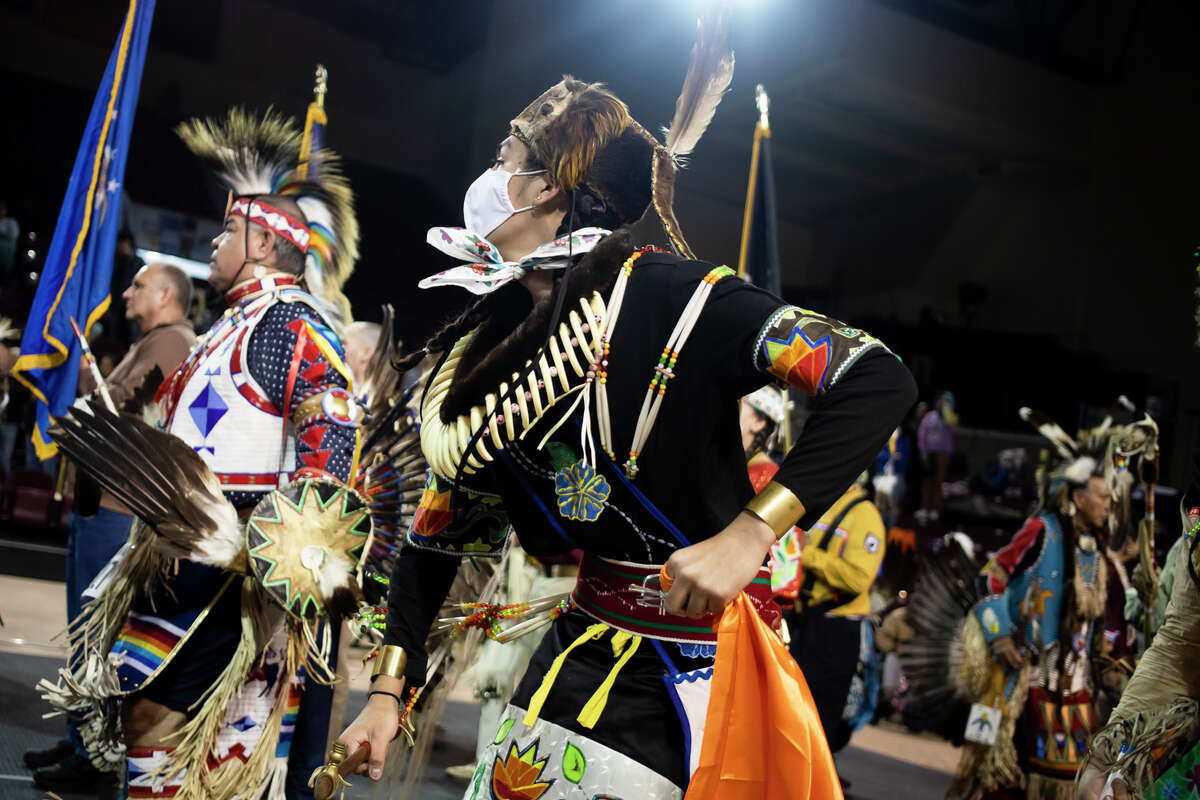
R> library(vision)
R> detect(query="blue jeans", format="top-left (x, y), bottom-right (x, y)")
top-left (65, 509), bottom-right (134, 755)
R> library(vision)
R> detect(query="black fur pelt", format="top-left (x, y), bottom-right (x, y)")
top-left (440, 229), bottom-right (635, 422)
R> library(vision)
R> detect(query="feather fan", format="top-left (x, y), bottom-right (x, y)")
top-left (49, 403), bottom-right (242, 567)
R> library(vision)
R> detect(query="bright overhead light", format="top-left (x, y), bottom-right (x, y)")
top-left (136, 249), bottom-right (210, 280)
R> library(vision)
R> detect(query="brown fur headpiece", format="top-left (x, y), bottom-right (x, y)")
top-left (507, 12), bottom-right (733, 259)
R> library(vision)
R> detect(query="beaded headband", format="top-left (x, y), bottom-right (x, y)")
top-left (228, 196), bottom-right (311, 253)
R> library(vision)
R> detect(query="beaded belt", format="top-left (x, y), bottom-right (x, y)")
top-left (571, 555), bottom-right (782, 645)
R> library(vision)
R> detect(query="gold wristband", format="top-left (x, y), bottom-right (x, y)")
top-left (744, 481), bottom-right (806, 538)
top-left (371, 645), bottom-right (407, 681)
top-left (291, 393), bottom-right (325, 425)
top-left (291, 390), bottom-right (360, 427)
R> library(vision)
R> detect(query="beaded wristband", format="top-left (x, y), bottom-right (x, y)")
top-left (744, 481), bottom-right (806, 538)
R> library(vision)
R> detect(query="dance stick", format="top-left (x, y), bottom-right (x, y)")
top-left (310, 741), bottom-right (370, 800)
top-left (69, 317), bottom-right (117, 413)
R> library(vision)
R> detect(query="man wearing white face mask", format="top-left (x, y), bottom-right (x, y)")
top-left (337, 45), bottom-right (915, 800)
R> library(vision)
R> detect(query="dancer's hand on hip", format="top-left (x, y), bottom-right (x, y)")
top-left (663, 511), bottom-right (775, 618)
top-left (337, 675), bottom-right (403, 780)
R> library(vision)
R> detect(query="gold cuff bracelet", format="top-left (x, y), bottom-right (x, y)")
top-left (371, 645), bottom-right (408, 681)
top-left (744, 481), bottom-right (806, 538)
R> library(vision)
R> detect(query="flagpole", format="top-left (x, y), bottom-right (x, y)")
top-left (298, 64), bottom-right (328, 179)
top-left (737, 85), bottom-right (770, 278)
top-left (738, 84), bottom-right (792, 451)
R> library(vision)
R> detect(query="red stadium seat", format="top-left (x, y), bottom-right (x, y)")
top-left (7, 468), bottom-right (54, 526)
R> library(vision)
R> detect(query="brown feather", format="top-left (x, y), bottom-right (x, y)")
top-left (664, 11), bottom-right (735, 157)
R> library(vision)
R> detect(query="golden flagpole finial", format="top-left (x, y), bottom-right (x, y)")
top-left (755, 83), bottom-right (770, 132)
top-left (314, 64), bottom-right (328, 109)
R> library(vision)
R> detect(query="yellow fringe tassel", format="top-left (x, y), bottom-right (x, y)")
top-left (576, 631), bottom-right (641, 729)
top-left (523, 623), bottom-right (608, 727)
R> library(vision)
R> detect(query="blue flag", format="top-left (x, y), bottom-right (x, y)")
top-left (12, 0), bottom-right (155, 460)
top-left (298, 100), bottom-right (327, 179)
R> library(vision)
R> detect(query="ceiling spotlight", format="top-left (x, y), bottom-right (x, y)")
top-left (26, 249), bottom-right (36, 259)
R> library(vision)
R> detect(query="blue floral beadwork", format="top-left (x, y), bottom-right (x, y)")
top-left (555, 459), bottom-right (610, 522)
top-left (677, 643), bottom-right (717, 659)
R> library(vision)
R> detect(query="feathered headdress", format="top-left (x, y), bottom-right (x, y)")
top-left (1019, 398), bottom-right (1157, 534)
top-left (176, 107), bottom-right (359, 329)
top-left (508, 11), bottom-right (734, 258)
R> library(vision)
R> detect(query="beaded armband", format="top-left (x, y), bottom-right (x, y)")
top-left (371, 645), bottom-right (408, 681)
top-left (292, 387), bottom-right (363, 428)
top-left (745, 481), bottom-right (806, 538)
top-left (754, 306), bottom-right (888, 396)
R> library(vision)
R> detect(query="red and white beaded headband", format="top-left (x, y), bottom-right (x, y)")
top-left (227, 196), bottom-right (311, 253)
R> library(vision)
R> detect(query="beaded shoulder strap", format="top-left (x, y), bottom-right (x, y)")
top-left (421, 255), bottom-right (737, 484)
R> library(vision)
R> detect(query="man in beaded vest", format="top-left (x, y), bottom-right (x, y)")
top-left (45, 110), bottom-right (363, 800)
top-left (946, 406), bottom-right (1150, 800)
top-left (336, 23), bottom-right (916, 800)
top-left (337, 24), bottom-right (915, 800)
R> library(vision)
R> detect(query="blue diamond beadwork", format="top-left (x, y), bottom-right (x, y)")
top-left (188, 382), bottom-right (228, 438)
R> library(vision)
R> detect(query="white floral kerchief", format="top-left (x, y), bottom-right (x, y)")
top-left (418, 227), bottom-right (611, 295)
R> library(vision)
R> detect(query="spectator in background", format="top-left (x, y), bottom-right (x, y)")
top-left (786, 475), bottom-right (888, 758)
top-left (108, 229), bottom-right (145, 347)
top-left (77, 264), bottom-right (195, 404)
top-left (741, 385), bottom-right (787, 491)
top-left (0, 200), bottom-right (19, 274)
top-left (342, 320), bottom-right (382, 390)
top-left (189, 281), bottom-right (217, 334)
top-left (873, 427), bottom-right (911, 529)
top-left (0, 321), bottom-right (20, 472)
top-left (27, 263), bottom-right (196, 794)
top-left (917, 391), bottom-right (958, 524)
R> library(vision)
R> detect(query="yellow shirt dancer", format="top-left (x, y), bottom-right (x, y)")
top-left (787, 480), bottom-right (887, 755)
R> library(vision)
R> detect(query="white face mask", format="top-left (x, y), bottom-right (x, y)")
top-left (462, 165), bottom-right (546, 237)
